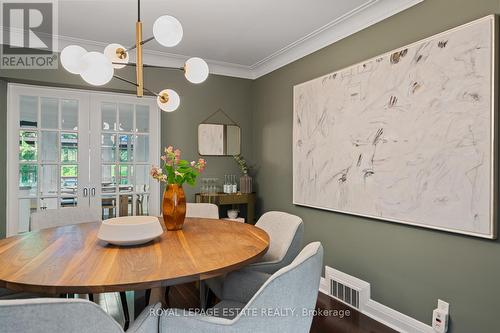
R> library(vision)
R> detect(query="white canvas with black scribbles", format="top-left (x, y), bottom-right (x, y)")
top-left (293, 16), bottom-right (497, 238)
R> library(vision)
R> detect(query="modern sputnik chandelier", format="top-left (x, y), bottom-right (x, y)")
top-left (60, 0), bottom-right (209, 112)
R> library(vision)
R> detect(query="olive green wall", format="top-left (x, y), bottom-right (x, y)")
top-left (2, 0), bottom-right (500, 331)
top-left (0, 64), bottom-right (252, 236)
top-left (250, 0), bottom-right (500, 332)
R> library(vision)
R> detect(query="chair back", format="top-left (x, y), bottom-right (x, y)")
top-left (233, 242), bottom-right (323, 332)
top-left (31, 207), bottom-right (100, 231)
top-left (186, 203), bottom-right (219, 219)
top-left (0, 298), bottom-right (123, 333)
top-left (255, 211), bottom-right (304, 271)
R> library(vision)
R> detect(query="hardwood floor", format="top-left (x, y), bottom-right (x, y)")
top-left (310, 292), bottom-right (397, 333)
top-left (168, 283), bottom-right (200, 309)
top-left (109, 283), bottom-right (396, 333)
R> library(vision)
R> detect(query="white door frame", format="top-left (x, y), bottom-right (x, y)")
top-left (7, 83), bottom-right (161, 236)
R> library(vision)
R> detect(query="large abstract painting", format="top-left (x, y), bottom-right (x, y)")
top-left (293, 16), bottom-right (497, 238)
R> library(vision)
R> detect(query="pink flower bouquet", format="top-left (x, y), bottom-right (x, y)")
top-left (151, 146), bottom-right (206, 186)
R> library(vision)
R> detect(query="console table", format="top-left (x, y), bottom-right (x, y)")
top-left (195, 192), bottom-right (256, 224)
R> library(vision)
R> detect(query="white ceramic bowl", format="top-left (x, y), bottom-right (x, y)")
top-left (97, 216), bottom-right (163, 246)
top-left (227, 209), bottom-right (239, 219)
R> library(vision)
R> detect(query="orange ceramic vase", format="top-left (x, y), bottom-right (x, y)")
top-left (162, 184), bottom-right (186, 231)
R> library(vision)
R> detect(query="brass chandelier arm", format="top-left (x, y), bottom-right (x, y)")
top-left (113, 75), bottom-right (160, 97)
top-left (113, 74), bottom-right (138, 87)
top-left (112, 62), bottom-right (184, 71)
top-left (124, 36), bottom-right (155, 53)
top-left (136, 20), bottom-right (143, 97)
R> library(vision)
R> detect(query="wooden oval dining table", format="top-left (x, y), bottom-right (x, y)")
top-left (0, 217), bottom-right (270, 294)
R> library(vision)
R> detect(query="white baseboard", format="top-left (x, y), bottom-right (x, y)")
top-left (363, 299), bottom-right (434, 333)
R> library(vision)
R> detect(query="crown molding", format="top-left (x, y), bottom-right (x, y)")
top-left (1, 0), bottom-right (423, 80)
top-left (250, 0), bottom-right (424, 79)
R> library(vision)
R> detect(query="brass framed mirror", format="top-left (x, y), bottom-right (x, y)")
top-left (198, 109), bottom-right (241, 156)
top-left (198, 124), bottom-right (241, 155)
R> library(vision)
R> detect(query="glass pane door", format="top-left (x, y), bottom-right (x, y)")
top-left (8, 85), bottom-right (90, 234)
top-left (90, 94), bottom-right (160, 221)
top-left (7, 84), bottom-right (159, 236)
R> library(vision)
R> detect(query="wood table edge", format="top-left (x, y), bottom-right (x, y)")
top-left (0, 222), bottom-right (270, 294)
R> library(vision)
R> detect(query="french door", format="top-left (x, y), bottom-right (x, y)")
top-left (7, 84), bottom-right (160, 236)
top-left (89, 94), bottom-right (159, 220)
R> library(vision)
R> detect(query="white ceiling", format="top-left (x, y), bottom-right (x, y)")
top-left (44, 0), bottom-right (424, 78)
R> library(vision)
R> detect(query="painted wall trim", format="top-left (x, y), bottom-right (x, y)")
top-left (319, 289), bottom-right (433, 333)
top-left (363, 299), bottom-right (434, 333)
top-left (251, 0), bottom-right (424, 78)
top-left (0, 0), bottom-right (423, 79)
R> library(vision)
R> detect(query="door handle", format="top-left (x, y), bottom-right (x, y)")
top-left (91, 187), bottom-right (96, 197)
top-left (83, 187), bottom-right (89, 197)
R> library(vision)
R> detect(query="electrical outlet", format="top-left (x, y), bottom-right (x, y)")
top-left (432, 299), bottom-right (449, 333)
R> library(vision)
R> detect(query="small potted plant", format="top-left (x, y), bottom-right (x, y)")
top-left (151, 146), bottom-right (206, 230)
top-left (233, 154), bottom-right (252, 194)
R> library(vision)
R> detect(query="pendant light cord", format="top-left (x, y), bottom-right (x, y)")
top-left (138, 0), bottom-right (141, 21)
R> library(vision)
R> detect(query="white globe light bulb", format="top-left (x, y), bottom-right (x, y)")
top-left (80, 52), bottom-right (114, 86)
top-left (104, 43), bottom-right (129, 69)
top-left (184, 57), bottom-right (209, 84)
top-left (153, 15), bottom-right (183, 47)
top-left (157, 89), bottom-right (180, 112)
top-left (60, 45), bottom-right (87, 74)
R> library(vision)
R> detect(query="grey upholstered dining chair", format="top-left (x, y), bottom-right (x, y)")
top-left (30, 206), bottom-right (101, 231)
top-left (186, 203), bottom-right (219, 219)
top-left (204, 211), bottom-right (304, 303)
top-left (249, 211), bottom-right (304, 273)
top-left (0, 298), bottom-right (160, 333)
top-left (160, 242), bottom-right (323, 333)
